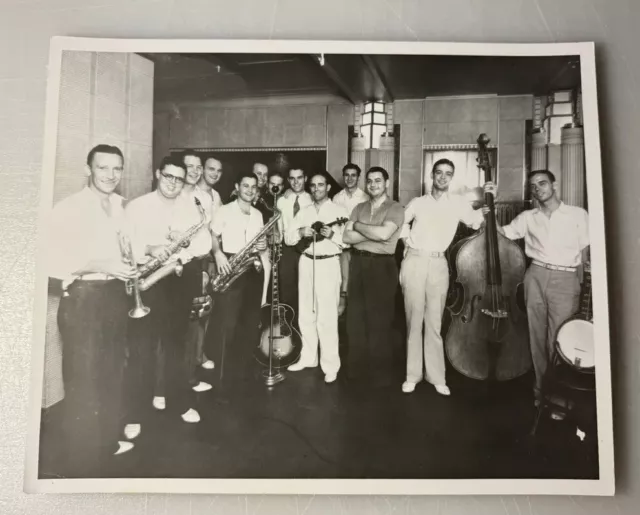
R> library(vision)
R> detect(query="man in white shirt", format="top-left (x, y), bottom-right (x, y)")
top-left (497, 170), bottom-right (590, 405)
top-left (333, 163), bottom-right (369, 216)
top-left (125, 156), bottom-right (203, 425)
top-left (197, 155), bottom-right (224, 218)
top-left (285, 173), bottom-right (349, 383)
top-left (205, 172), bottom-right (266, 381)
top-left (276, 167), bottom-right (313, 326)
top-left (400, 158), bottom-right (489, 396)
top-left (49, 144), bottom-right (137, 474)
top-left (181, 151), bottom-right (215, 388)
top-left (332, 163), bottom-right (370, 317)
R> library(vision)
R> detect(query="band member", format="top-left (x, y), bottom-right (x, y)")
top-left (49, 144), bottom-right (136, 475)
top-left (181, 151), bottom-right (214, 391)
top-left (276, 167), bottom-right (313, 324)
top-left (286, 173), bottom-right (348, 383)
top-left (496, 170), bottom-right (590, 405)
top-left (124, 156), bottom-right (202, 425)
top-left (195, 155), bottom-right (223, 371)
top-left (206, 172), bottom-right (266, 380)
top-left (333, 163), bottom-right (369, 215)
top-left (399, 159), bottom-right (489, 396)
top-left (333, 163), bottom-right (370, 316)
top-left (253, 161), bottom-right (269, 198)
top-left (342, 166), bottom-right (404, 385)
top-left (198, 155), bottom-right (224, 218)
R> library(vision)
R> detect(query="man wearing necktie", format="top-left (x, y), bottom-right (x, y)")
top-left (48, 144), bottom-right (137, 475)
top-left (276, 167), bottom-right (313, 327)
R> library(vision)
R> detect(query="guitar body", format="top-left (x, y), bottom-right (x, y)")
top-left (255, 302), bottom-right (302, 368)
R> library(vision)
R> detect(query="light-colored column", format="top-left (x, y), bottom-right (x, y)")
top-left (531, 130), bottom-right (548, 171)
top-left (378, 134), bottom-right (395, 197)
top-left (561, 125), bottom-right (586, 208)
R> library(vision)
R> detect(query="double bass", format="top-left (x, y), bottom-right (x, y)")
top-left (444, 134), bottom-right (532, 381)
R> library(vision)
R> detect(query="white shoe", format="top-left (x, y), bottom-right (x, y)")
top-left (402, 381), bottom-right (417, 393)
top-left (181, 408), bottom-right (200, 423)
top-left (152, 396), bottom-right (166, 410)
top-left (192, 381), bottom-right (212, 392)
top-left (434, 384), bottom-right (451, 396)
top-left (114, 441), bottom-right (134, 455)
top-left (201, 360), bottom-right (215, 370)
top-left (324, 373), bottom-right (337, 384)
top-left (288, 361), bottom-right (309, 372)
top-left (123, 423), bottom-right (141, 440)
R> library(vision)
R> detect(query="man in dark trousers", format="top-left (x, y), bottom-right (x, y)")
top-left (342, 166), bottom-right (404, 387)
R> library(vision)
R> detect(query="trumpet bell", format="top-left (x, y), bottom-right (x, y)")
top-left (129, 305), bottom-right (151, 319)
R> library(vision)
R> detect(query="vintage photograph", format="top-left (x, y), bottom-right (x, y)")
top-left (25, 38), bottom-right (613, 495)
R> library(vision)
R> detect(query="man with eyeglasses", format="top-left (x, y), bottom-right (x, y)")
top-left (124, 156), bottom-right (203, 430)
top-left (180, 151), bottom-right (215, 393)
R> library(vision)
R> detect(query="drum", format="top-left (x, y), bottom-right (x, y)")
top-left (555, 316), bottom-right (595, 371)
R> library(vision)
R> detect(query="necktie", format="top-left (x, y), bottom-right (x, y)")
top-left (293, 195), bottom-right (300, 217)
top-left (100, 196), bottom-right (112, 217)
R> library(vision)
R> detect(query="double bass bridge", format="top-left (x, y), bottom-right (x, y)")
top-left (481, 308), bottom-right (508, 319)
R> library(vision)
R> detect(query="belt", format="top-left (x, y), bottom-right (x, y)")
top-left (407, 249), bottom-right (445, 258)
top-left (532, 259), bottom-right (577, 272)
top-left (352, 249), bottom-right (393, 258)
top-left (76, 273), bottom-right (115, 281)
top-left (302, 252), bottom-right (340, 260)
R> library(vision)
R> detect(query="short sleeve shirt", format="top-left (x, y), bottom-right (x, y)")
top-left (350, 198), bottom-right (405, 254)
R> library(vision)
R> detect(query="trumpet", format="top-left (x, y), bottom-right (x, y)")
top-left (118, 232), bottom-right (151, 319)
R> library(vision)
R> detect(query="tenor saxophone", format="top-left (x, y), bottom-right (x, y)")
top-left (211, 211), bottom-right (281, 293)
top-left (122, 197), bottom-right (207, 317)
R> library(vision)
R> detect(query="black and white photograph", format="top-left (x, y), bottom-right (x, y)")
top-left (25, 38), bottom-right (613, 496)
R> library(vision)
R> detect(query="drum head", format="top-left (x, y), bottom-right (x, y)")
top-left (556, 319), bottom-right (595, 369)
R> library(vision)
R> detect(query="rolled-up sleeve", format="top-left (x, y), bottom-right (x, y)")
top-left (502, 211), bottom-right (528, 241)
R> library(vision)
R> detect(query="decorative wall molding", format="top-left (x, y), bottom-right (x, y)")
top-left (173, 146), bottom-right (327, 153)
top-left (422, 143), bottom-right (497, 151)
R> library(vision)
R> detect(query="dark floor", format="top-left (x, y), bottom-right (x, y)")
top-left (38, 324), bottom-right (599, 481)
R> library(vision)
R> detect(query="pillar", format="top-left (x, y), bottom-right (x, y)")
top-left (561, 125), bottom-right (586, 208)
top-left (531, 130), bottom-right (548, 171)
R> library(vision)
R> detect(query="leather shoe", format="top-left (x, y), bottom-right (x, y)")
top-left (402, 381), bottom-right (416, 393)
top-left (434, 384), bottom-right (451, 396)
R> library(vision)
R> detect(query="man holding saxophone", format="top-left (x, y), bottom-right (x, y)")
top-left (206, 172), bottom-right (267, 382)
top-left (48, 144), bottom-right (137, 476)
top-left (124, 156), bottom-right (204, 427)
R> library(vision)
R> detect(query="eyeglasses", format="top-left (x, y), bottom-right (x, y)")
top-left (160, 171), bottom-right (185, 184)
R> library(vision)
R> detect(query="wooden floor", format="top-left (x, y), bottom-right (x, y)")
top-left (38, 329), bottom-right (599, 481)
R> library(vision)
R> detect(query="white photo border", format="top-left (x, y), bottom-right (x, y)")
top-left (24, 36), bottom-right (614, 496)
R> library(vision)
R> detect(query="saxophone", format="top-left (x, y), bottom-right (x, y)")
top-left (122, 197), bottom-right (207, 318)
top-left (211, 211), bottom-right (281, 293)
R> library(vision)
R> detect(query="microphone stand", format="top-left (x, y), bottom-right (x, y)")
top-left (263, 186), bottom-right (285, 387)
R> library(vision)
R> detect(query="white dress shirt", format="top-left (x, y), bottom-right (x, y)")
top-left (176, 188), bottom-right (213, 258)
top-left (277, 190), bottom-right (313, 243)
top-left (400, 191), bottom-right (484, 253)
top-left (125, 190), bottom-right (204, 264)
top-left (210, 200), bottom-right (264, 254)
top-left (285, 199), bottom-right (348, 255)
top-left (333, 187), bottom-right (369, 217)
top-left (194, 184), bottom-right (222, 218)
top-left (502, 202), bottom-right (589, 267)
top-left (48, 186), bottom-right (126, 280)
